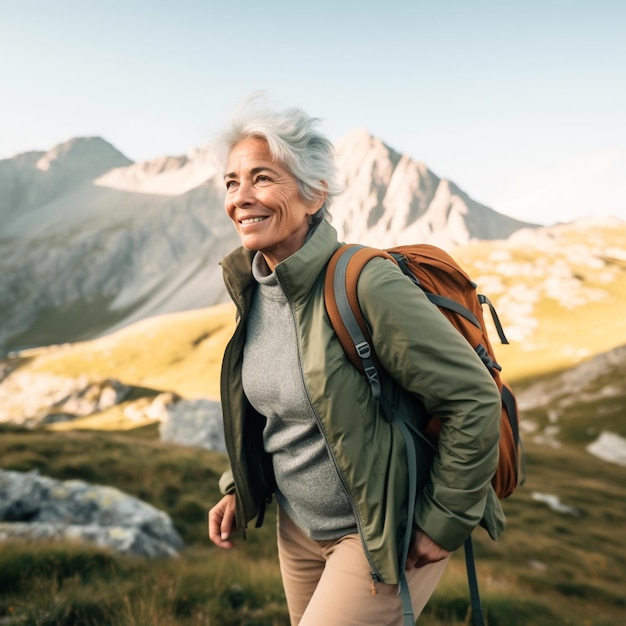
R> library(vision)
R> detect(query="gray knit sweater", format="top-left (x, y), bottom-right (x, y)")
top-left (241, 252), bottom-right (357, 540)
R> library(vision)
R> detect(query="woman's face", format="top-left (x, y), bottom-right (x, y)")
top-left (224, 137), bottom-right (323, 271)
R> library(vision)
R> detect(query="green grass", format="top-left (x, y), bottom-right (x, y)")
top-left (0, 540), bottom-right (286, 626)
top-left (1, 420), bottom-right (626, 626)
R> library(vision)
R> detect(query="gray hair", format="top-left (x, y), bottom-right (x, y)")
top-left (215, 93), bottom-right (342, 222)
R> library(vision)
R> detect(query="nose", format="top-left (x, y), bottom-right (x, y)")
top-left (232, 179), bottom-right (255, 208)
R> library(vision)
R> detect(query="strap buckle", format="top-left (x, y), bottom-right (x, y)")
top-left (356, 341), bottom-right (371, 359)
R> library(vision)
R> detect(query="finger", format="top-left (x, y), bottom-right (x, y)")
top-left (208, 508), bottom-right (234, 549)
top-left (207, 508), bottom-right (222, 543)
top-left (405, 547), bottom-right (420, 570)
top-left (220, 502), bottom-right (237, 541)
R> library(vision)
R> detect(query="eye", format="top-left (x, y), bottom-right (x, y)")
top-left (255, 174), bottom-right (272, 184)
top-left (225, 180), bottom-right (238, 191)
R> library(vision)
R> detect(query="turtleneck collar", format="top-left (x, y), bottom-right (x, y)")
top-left (251, 251), bottom-right (279, 286)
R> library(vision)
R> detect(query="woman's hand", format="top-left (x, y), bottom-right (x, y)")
top-left (405, 526), bottom-right (451, 569)
top-left (208, 493), bottom-right (238, 549)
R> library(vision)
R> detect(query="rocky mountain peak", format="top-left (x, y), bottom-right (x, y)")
top-left (0, 137), bottom-right (134, 219)
top-left (93, 145), bottom-right (218, 196)
top-left (334, 128), bottom-right (403, 180)
top-left (330, 129), bottom-right (532, 248)
top-left (34, 136), bottom-right (132, 174)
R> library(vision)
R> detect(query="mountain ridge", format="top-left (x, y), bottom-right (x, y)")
top-left (332, 129), bottom-right (530, 247)
top-left (1, 129), bottom-right (537, 354)
top-left (0, 137), bottom-right (133, 221)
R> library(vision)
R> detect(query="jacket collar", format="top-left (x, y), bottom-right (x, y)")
top-left (221, 219), bottom-right (341, 306)
top-left (275, 219), bottom-right (339, 304)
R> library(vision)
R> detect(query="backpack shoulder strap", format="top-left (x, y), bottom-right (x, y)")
top-left (324, 244), bottom-right (397, 389)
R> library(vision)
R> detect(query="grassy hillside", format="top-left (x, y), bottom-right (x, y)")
top-left (2, 219), bottom-right (626, 624)
top-left (455, 219), bottom-right (626, 382)
top-left (19, 302), bottom-right (236, 400)
top-left (6, 220), bottom-right (626, 427)
top-left (2, 303), bottom-right (235, 430)
top-left (1, 418), bottom-right (625, 626)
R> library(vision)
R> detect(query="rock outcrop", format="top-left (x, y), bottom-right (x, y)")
top-left (0, 469), bottom-right (184, 558)
top-left (517, 344), bottom-right (626, 411)
top-left (123, 393), bottom-right (226, 452)
top-left (0, 372), bottom-right (130, 426)
top-left (159, 398), bottom-right (226, 452)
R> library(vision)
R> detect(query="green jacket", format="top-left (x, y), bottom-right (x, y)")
top-left (219, 219), bottom-right (505, 585)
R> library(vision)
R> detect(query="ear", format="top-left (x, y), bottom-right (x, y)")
top-left (312, 180), bottom-right (329, 211)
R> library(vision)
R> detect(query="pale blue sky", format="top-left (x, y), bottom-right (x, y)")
top-left (1, 0), bottom-right (625, 224)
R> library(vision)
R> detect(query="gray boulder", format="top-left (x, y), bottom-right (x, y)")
top-left (0, 469), bottom-right (183, 558)
top-left (158, 398), bottom-right (226, 452)
top-left (0, 522), bottom-right (180, 558)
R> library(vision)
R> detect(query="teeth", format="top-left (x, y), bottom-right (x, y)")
top-left (241, 217), bottom-right (267, 225)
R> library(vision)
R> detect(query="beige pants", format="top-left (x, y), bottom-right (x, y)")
top-left (277, 507), bottom-right (449, 626)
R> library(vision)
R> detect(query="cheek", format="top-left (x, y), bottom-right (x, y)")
top-left (268, 189), bottom-right (298, 217)
top-left (224, 199), bottom-right (236, 221)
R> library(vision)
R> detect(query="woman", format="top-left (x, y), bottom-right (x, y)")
top-left (208, 95), bottom-right (504, 626)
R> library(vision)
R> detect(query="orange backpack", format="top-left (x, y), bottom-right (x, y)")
top-left (324, 243), bottom-right (524, 500)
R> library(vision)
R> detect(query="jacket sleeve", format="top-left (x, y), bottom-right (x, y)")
top-left (356, 257), bottom-right (502, 551)
top-left (219, 469), bottom-right (236, 495)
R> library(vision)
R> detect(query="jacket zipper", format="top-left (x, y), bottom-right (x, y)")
top-left (276, 270), bottom-right (385, 587)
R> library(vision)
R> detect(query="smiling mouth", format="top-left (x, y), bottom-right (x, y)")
top-left (240, 217), bottom-right (268, 225)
